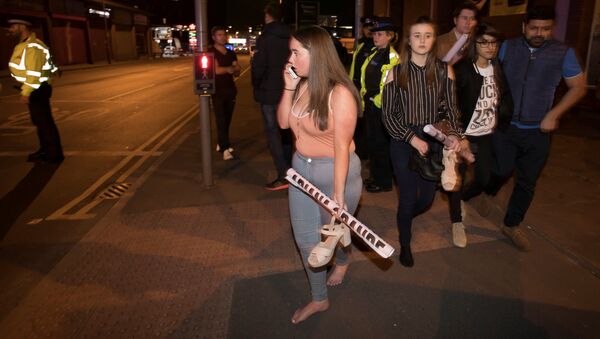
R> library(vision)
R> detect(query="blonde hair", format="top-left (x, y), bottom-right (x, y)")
top-left (291, 26), bottom-right (360, 131)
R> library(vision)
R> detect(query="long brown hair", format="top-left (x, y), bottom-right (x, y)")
top-left (291, 26), bottom-right (361, 131)
top-left (397, 16), bottom-right (438, 89)
top-left (466, 23), bottom-right (504, 95)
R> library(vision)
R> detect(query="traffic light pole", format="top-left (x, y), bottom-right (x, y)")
top-left (195, 0), bottom-right (213, 188)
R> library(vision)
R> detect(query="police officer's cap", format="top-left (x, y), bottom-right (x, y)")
top-left (360, 16), bottom-right (377, 26)
top-left (8, 19), bottom-right (33, 26)
top-left (370, 17), bottom-right (399, 32)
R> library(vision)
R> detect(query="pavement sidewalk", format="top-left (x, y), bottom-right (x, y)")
top-left (0, 70), bottom-right (598, 338)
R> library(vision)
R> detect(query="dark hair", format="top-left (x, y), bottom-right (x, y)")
top-left (525, 6), bottom-right (555, 23)
top-left (211, 26), bottom-right (226, 37)
top-left (452, 2), bottom-right (479, 19)
top-left (467, 23), bottom-right (504, 96)
top-left (397, 16), bottom-right (438, 89)
top-left (291, 26), bottom-right (361, 131)
top-left (264, 1), bottom-right (282, 21)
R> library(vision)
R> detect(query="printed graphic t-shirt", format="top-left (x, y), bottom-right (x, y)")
top-left (466, 64), bottom-right (498, 136)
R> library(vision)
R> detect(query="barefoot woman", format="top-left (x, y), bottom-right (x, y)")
top-left (277, 26), bottom-right (362, 324)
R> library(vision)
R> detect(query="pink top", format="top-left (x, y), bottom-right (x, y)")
top-left (289, 86), bottom-right (355, 158)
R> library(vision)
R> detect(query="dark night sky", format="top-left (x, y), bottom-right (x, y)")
top-left (120, 0), bottom-right (356, 28)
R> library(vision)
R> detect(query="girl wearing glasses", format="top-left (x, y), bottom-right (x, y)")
top-left (447, 23), bottom-right (513, 247)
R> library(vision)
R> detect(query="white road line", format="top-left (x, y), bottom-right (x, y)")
top-left (46, 104), bottom-right (198, 220)
top-left (167, 73), bottom-right (191, 82)
top-left (235, 67), bottom-right (251, 81)
top-left (102, 83), bottom-right (157, 102)
top-left (0, 151), bottom-right (163, 157)
top-left (72, 110), bottom-right (197, 220)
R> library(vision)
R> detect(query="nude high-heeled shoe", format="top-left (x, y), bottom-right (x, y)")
top-left (308, 218), bottom-right (351, 268)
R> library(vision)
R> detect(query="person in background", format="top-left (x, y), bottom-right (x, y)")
top-left (8, 18), bottom-right (63, 163)
top-left (447, 23), bottom-right (513, 248)
top-left (252, 1), bottom-right (293, 190)
top-left (480, 6), bottom-right (586, 251)
top-left (360, 17), bottom-right (399, 193)
top-left (381, 16), bottom-right (462, 267)
top-left (436, 2), bottom-right (479, 66)
top-left (349, 16), bottom-right (376, 160)
top-left (209, 26), bottom-right (241, 161)
top-left (277, 26), bottom-right (362, 324)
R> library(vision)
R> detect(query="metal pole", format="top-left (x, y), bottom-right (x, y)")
top-left (102, 0), bottom-right (111, 64)
top-left (354, 0), bottom-right (363, 49)
top-left (195, 0), bottom-right (213, 188)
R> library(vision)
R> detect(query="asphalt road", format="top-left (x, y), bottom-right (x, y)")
top-left (0, 55), bottom-right (251, 321)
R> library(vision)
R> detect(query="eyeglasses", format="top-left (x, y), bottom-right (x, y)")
top-left (476, 40), bottom-right (498, 47)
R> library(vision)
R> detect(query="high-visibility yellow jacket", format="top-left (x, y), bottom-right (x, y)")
top-left (360, 45), bottom-right (399, 109)
top-left (8, 33), bottom-right (58, 97)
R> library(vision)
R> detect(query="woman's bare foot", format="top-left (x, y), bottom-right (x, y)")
top-left (326, 264), bottom-right (348, 286)
top-left (291, 299), bottom-right (329, 324)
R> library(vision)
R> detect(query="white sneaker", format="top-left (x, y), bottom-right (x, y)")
top-left (223, 149), bottom-right (234, 160)
top-left (452, 222), bottom-right (467, 248)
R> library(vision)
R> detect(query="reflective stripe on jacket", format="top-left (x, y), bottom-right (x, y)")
top-left (8, 33), bottom-right (58, 96)
top-left (359, 45), bottom-right (400, 109)
top-left (348, 42), bottom-right (364, 82)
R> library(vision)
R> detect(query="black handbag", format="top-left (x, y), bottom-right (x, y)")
top-left (408, 133), bottom-right (444, 181)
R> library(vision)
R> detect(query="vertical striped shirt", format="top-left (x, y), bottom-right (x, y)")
top-left (381, 60), bottom-right (462, 142)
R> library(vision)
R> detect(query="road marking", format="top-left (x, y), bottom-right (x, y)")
top-left (102, 83), bottom-right (157, 102)
top-left (0, 151), bottom-right (163, 157)
top-left (168, 73), bottom-right (190, 82)
top-left (46, 104), bottom-right (198, 220)
top-left (236, 67), bottom-right (250, 81)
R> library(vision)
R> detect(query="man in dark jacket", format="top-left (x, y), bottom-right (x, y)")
top-left (486, 6), bottom-right (586, 251)
top-left (251, 1), bottom-right (292, 190)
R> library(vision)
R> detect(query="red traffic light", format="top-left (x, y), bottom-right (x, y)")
top-left (194, 52), bottom-right (215, 94)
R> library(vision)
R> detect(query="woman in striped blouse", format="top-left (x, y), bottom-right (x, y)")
top-left (381, 16), bottom-right (462, 267)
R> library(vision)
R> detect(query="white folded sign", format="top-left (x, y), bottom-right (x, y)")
top-left (286, 168), bottom-right (395, 258)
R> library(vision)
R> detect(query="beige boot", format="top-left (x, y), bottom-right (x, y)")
top-left (452, 222), bottom-right (467, 248)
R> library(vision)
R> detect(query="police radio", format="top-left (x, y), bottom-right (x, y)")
top-left (194, 52), bottom-right (215, 95)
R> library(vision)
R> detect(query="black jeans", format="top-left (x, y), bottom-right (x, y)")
top-left (260, 104), bottom-right (292, 179)
top-left (390, 139), bottom-right (438, 246)
top-left (491, 125), bottom-right (550, 227)
top-left (28, 82), bottom-right (63, 158)
top-left (211, 90), bottom-right (236, 151)
top-left (447, 134), bottom-right (494, 223)
top-left (364, 101), bottom-right (392, 189)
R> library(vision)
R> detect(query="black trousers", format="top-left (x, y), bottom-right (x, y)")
top-left (211, 90), bottom-right (236, 151)
top-left (390, 140), bottom-right (438, 246)
top-left (28, 82), bottom-right (63, 157)
top-left (447, 134), bottom-right (494, 223)
top-left (364, 101), bottom-right (392, 189)
top-left (490, 125), bottom-right (551, 227)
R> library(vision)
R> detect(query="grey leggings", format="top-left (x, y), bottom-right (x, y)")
top-left (288, 152), bottom-right (363, 301)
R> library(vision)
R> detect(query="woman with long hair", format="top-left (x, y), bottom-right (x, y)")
top-left (277, 26), bottom-right (362, 324)
top-left (446, 23), bottom-right (513, 247)
top-left (382, 16), bottom-right (462, 267)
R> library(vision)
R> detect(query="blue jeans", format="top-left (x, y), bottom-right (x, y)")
top-left (261, 104), bottom-right (291, 179)
top-left (390, 140), bottom-right (437, 246)
top-left (288, 152), bottom-right (362, 301)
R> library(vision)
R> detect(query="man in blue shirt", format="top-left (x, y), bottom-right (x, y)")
top-left (486, 6), bottom-right (586, 251)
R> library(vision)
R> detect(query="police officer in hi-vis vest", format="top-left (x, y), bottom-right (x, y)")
top-left (8, 18), bottom-right (63, 163)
